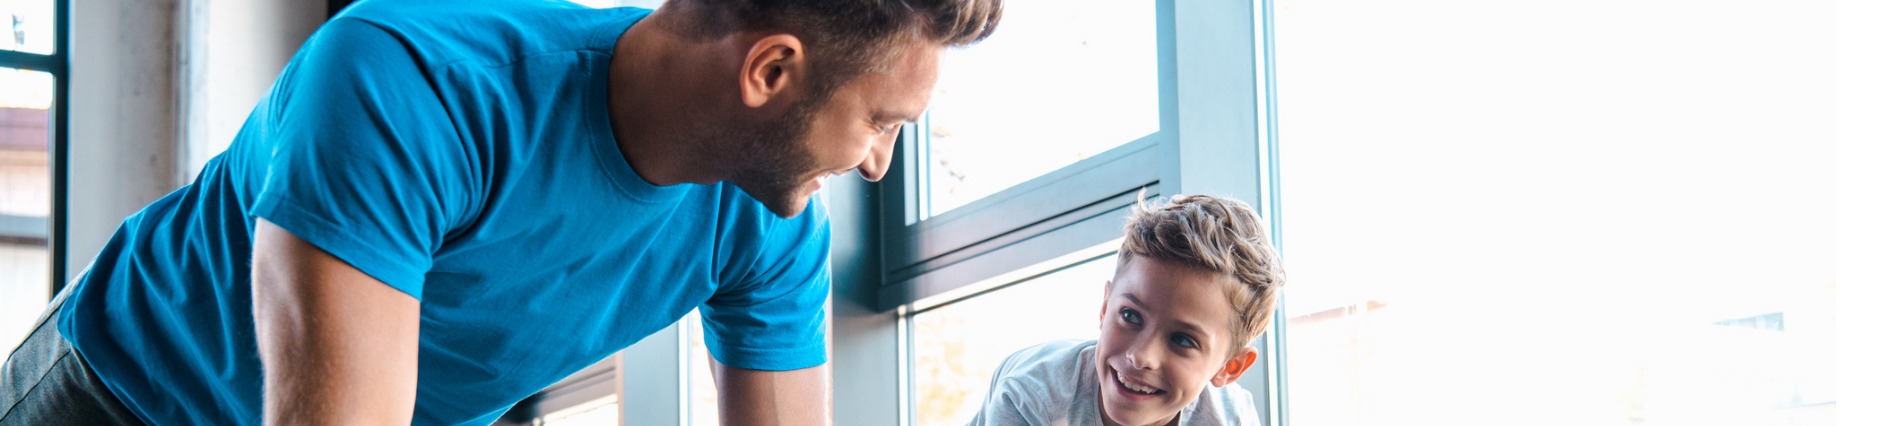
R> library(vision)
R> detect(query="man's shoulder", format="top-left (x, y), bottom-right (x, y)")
top-left (329, 0), bottom-right (644, 69)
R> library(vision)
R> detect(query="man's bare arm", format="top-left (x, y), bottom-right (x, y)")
top-left (712, 358), bottom-right (831, 425)
top-left (252, 219), bottom-right (420, 425)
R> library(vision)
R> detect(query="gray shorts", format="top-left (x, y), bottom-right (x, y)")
top-left (0, 281), bottom-right (144, 425)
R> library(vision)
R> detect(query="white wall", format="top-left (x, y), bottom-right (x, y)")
top-left (184, 0), bottom-right (326, 179)
top-left (66, 0), bottom-right (325, 279)
top-left (67, 0), bottom-right (182, 278)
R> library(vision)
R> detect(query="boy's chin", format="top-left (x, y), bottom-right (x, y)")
top-left (1100, 388), bottom-right (1179, 426)
top-left (1102, 405), bottom-right (1176, 426)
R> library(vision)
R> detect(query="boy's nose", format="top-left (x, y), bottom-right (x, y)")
top-left (1123, 336), bottom-right (1166, 370)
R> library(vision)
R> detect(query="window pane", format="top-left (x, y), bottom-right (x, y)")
top-left (910, 256), bottom-right (1114, 426)
top-left (538, 395), bottom-right (618, 426)
top-left (922, 0), bottom-right (1158, 217)
top-left (0, 0), bottom-right (54, 55)
top-left (1275, 0), bottom-right (1834, 424)
top-left (685, 309), bottom-right (720, 426)
top-left (0, 67), bottom-right (50, 367)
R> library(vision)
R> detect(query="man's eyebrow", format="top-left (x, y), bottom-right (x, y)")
top-left (873, 111), bottom-right (922, 124)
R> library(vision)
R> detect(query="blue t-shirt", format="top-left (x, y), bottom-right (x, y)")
top-left (55, 1), bottom-right (831, 424)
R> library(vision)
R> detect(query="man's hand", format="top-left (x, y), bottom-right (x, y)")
top-left (252, 219), bottom-right (421, 425)
top-left (712, 358), bottom-right (831, 425)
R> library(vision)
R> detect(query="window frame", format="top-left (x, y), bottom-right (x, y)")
top-left (832, 0), bottom-right (1285, 424)
top-left (0, 0), bottom-right (71, 297)
top-left (872, 1), bottom-right (1177, 312)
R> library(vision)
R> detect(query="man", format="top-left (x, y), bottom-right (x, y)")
top-left (0, 0), bottom-right (1001, 424)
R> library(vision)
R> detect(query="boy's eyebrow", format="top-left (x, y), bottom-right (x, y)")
top-left (1120, 294), bottom-right (1149, 310)
top-left (1176, 321), bottom-right (1210, 339)
top-left (1122, 293), bottom-right (1213, 339)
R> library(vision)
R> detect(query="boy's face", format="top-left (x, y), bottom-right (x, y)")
top-left (1096, 255), bottom-right (1258, 426)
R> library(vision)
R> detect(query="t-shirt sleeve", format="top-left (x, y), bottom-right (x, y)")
top-left (969, 345), bottom-right (1050, 426)
top-left (968, 387), bottom-right (1037, 426)
top-left (248, 17), bottom-right (475, 300)
top-left (698, 198), bottom-right (832, 371)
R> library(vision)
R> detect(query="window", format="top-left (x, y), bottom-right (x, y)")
top-left (846, 0), bottom-right (1275, 424)
top-left (683, 309), bottom-right (720, 426)
top-left (920, 0), bottom-right (1158, 217)
top-left (910, 255), bottom-right (1115, 425)
top-left (0, 0), bottom-right (52, 55)
top-left (0, 66), bottom-right (51, 361)
top-left (536, 395), bottom-right (618, 426)
top-left (0, 0), bottom-right (65, 368)
top-left (1273, 0), bottom-right (1834, 424)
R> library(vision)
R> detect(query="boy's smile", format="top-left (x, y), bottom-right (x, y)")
top-left (1096, 255), bottom-right (1256, 426)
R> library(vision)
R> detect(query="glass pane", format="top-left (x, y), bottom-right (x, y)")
top-left (1274, 0), bottom-right (1835, 424)
top-left (910, 256), bottom-right (1115, 426)
top-left (922, 0), bottom-right (1158, 217)
top-left (538, 395), bottom-right (618, 426)
top-left (685, 309), bottom-right (720, 426)
top-left (0, 67), bottom-right (51, 366)
top-left (0, 0), bottom-right (55, 55)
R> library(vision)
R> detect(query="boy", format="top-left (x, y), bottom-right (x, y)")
top-left (971, 194), bottom-right (1285, 426)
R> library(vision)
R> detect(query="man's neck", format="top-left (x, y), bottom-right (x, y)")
top-left (605, 10), bottom-right (719, 187)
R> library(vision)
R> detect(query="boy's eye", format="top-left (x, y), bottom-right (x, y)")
top-left (1119, 308), bottom-right (1143, 325)
top-left (1170, 333), bottom-right (1199, 349)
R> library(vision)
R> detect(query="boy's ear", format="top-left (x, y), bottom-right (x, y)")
top-left (1099, 280), bottom-right (1113, 328)
top-left (1209, 347), bottom-right (1259, 387)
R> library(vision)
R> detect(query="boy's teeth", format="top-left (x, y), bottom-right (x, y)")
top-left (1117, 371), bottom-right (1160, 394)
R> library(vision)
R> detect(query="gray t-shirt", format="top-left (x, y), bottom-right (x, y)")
top-left (968, 339), bottom-right (1261, 426)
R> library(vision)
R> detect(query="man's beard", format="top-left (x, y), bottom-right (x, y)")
top-left (726, 99), bottom-right (823, 218)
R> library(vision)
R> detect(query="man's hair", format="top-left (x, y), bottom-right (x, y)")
top-left (664, 0), bottom-right (1004, 103)
top-left (1116, 194), bottom-right (1286, 355)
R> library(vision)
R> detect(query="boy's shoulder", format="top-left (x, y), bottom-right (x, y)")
top-left (981, 339), bottom-right (1263, 426)
top-left (971, 339), bottom-right (1101, 425)
top-left (992, 339), bottom-right (1096, 386)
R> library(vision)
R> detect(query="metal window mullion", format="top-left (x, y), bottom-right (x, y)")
top-left (1171, 0), bottom-right (1273, 423)
top-left (0, 50), bottom-right (56, 72)
top-left (51, 0), bottom-right (74, 293)
top-left (1256, 0), bottom-right (1291, 422)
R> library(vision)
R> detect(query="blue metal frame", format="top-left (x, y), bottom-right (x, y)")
top-left (875, 0), bottom-right (1179, 312)
top-left (1257, 0), bottom-right (1289, 423)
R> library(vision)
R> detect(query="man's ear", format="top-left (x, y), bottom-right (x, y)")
top-left (738, 33), bottom-right (806, 109)
top-left (1210, 346), bottom-right (1258, 387)
top-left (1099, 280), bottom-right (1113, 328)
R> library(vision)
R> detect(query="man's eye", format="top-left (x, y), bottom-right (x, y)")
top-left (1171, 333), bottom-right (1198, 349)
top-left (1119, 308), bottom-right (1142, 325)
top-left (878, 123), bottom-right (902, 134)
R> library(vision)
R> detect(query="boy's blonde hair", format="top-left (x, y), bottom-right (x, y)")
top-left (1116, 194), bottom-right (1285, 354)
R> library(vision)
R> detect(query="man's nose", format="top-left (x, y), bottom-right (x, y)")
top-left (856, 133), bottom-right (897, 182)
